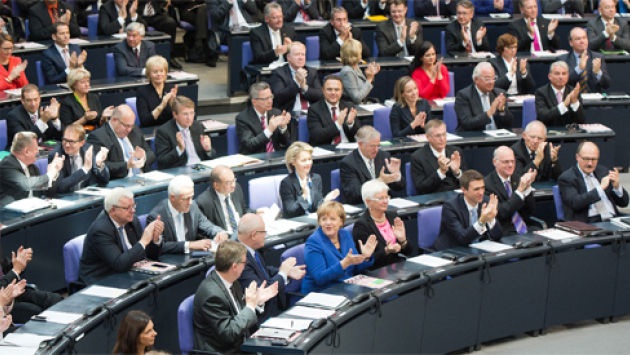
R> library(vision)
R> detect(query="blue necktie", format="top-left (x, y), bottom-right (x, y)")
top-left (471, 207), bottom-right (479, 244)
top-left (118, 226), bottom-right (129, 252)
top-left (120, 138), bottom-right (141, 176)
top-left (225, 196), bottom-right (238, 232)
top-left (255, 252), bottom-right (268, 280)
top-left (504, 181), bottom-right (528, 234)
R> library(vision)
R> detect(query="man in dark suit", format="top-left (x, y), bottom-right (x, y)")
top-left (236, 82), bottom-right (292, 155)
top-left (541, 0), bottom-right (583, 16)
top-left (534, 61), bottom-right (586, 126)
top-left (47, 125), bottom-right (110, 194)
top-left (113, 22), bottom-right (156, 77)
top-left (433, 170), bottom-right (503, 250)
top-left (136, 0), bottom-right (181, 69)
top-left (375, 0), bottom-right (422, 58)
top-left (342, 0), bottom-right (387, 19)
top-left (5, 85), bottom-right (64, 151)
top-left (559, 27), bottom-right (611, 93)
top-left (154, 96), bottom-right (216, 170)
top-left (340, 126), bottom-right (405, 204)
top-left (454, 62), bottom-right (513, 131)
top-left (559, 141), bottom-right (629, 223)
top-left (307, 75), bottom-right (360, 146)
top-left (79, 187), bottom-right (164, 285)
top-left (319, 7), bottom-right (370, 60)
top-left (508, 0), bottom-right (560, 52)
top-left (193, 240), bottom-right (278, 354)
top-left (41, 23), bottom-right (85, 84)
top-left (27, 0), bottom-right (81, 41)
top-left (512, 120), bottom-right (563, 181)
top-left (249, 3), bottom-right (296, 65)
top-left (98, 0), bottom-right (142, 36)
top-left (86, 104), bottom-right (156, 179)
top-left (414, 0), bottom-right (459, 18)
top-left (279, 0), bottom-right (320, 22)
top-left (444, 0), bottom-right (490, 56)
top-left (587, 0), bottom-right (630, 52)
top-left (410, 120), bottom-right (466, 195)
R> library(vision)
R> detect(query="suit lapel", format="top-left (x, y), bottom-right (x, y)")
top-left (353, 150), bottom-right (372, 181)
top-left (50, 46), bottom-right (66, 70)
top-left (247, 251), bottom-right (267, 281)
top-left (492, 171), bottom-right (509, 200)
top-left (213, 272), bottom-right (239, 315)
top-left (184, 211), bottom-right (193, 241)
top-left (423, 145), bottom-right (440, 172)
top-left (212, 189), bottom-right (228, 229)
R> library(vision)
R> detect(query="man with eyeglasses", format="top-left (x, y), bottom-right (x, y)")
top-left (559, 27), bottom-right (611, 94)
top-left (512, 120), bottom-right (563, 181)
top-left (250, 3), bottom-right (297, 65)
top-left (534, 61), bottom-right (586, 127)
top-left (86, 104), bottom-right (156, 179)
top-left (79, 187), bottom-right (164, 285)
top-left (508, 0), bottom-right (560, 53)
top-left (558, 141), bottom-right (628, 223)
top-left (455, 62), bottom-right (514, 131)
top-left (444, 0), bottom-right (490, 56)
top-left (587, 0), bottom-right (630, 52)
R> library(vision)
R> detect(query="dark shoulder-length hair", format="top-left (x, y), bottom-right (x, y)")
top-left (408, 41), bottom-right (436, 75)
top-left (112, 310), bottom-right (154, 355)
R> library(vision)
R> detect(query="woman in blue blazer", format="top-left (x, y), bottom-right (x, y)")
top-left (301, 201), bottom-right (377, 294)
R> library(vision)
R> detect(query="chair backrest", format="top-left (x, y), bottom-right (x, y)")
top-left (205, 265), bottom-right (216, 278)
top-left (177, 295), bottom-right (195, 355)
top-left (522, 98), bottom-right (536, 129)
top-left (447, 71), bottom-right (455, 98)
top-left (305, 36), bottom-right (319, 62)
top-left (331, 169), bottom-right (342, 202)
top-left (343, 223), bottom-right (354, 234)
top-left (87, 14), bottom-right (99, 37)
top-left (407, 0), bottom-right (415, 17)
top-left (106, 53), bottom-right (116, 78)
top-left (440, 31), bottom-right (446, 55)
top-left (242, 41), bottom-right (252, 70)
top-left (11, 0), bottom-right (21, 17)
top-left (248, 175), bottom-right (287, 210)
top-left (405, 162), bottom-right (416, 196)
top-left (0, 119), bottom-right (7, 152)
top-left (35, 158), bottom-right (47, 173)
top-left (149, 138), bottom-right (158, 169)
top-left (125, 97), bottom-right (140, 126)
top-left (137, 213), bottom-right (148, 229)
top-left (227, 124), bottom-right (239, 155)
top-left (25, 19), bottom-right (29, 41)
top-left (417, 206), bottom-right (443, 249)
top-left (552, 185), bottom-right (564, 221)
top-left (373, 38), bottom-right (379, 57)
top-left (298, 115), bottom-right (309, 142)
top-left (36, 61), bottom-right (46, 86)
top-left (63, 234), bottom-right (85, 292)
top-left (443, 101), bottom-right (457, 133)
top-left (281, 244), bottom-right (305, 306)
top-left (373, 107), bottom-right (392, 140)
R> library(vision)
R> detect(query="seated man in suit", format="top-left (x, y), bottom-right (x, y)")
top-left (340, 126), bottom-right (405, 204)
top-left (559, 141), bottom-right (629, 223)
top-left (433, 169), bottom-right (503, 250)
top-left (319, 7), bottom-right (370, 61)
top-left (268, 42), bottom-right (323, 113)
top-left (79, 187), bottom-right (164, 285)
top-left (236, 82), bottom-right (291, 155)
top-left (86, 104), bottom-right (156, 179)
top-left (534, 61), bottom-right (586, 126)
top-left (512, 120), bottom-right (563, 181)
top-left (375, 0), bottom-right (422, 58)
top-left (559, 27), bottom-right (610, 93)
top-left (307, 75), bottom-right (360, 147)
top-left (147, 175), bottom-right (228, 255)
top-left (445, 0), bottom-right (490, 56)
top-left (454, 62), bottom-right (514, 131)
top-left (154, 96), bottom-right (216, 170)
top-left (474, 0), bottom-right (513, 16)
top-left (540, 0), bottom-right (583, 16)
top-left (5, 85), bottom-right (64, 150)
top-left (279, 0), bottom-right (320, 22)
top-left (508, 0), bottom-right (560, 52)
top-left (0, 132), bottom-right (63, 208)
top-left (414, 0), bottom-right (459, 18)
top-left (113, 22), bottom-right (156, 77)
top-left (137, 0), bottom-right (181, 69)
top-left (485, 146), bottom-right (538, 235)
top-left (41, 23), bottom-right (86, 84)
top-left (237, 213), bottom-right (305, 322)
top-left (27, 0), bottom-right (81, 41)
top-left (249, 3), bottom-right (296, 65)
top-left (410, 119), bottom-right (466, 195)
top-left (342, 0), bottom-right (387, 19)
top-left (193, 240), bottom-right (278, 354)
top-left (47, 124), bottom-right (110, 194)
top-left (587, 0), bottom-right (630, 52)
top-left (98, 0), bottom-right (141, 36)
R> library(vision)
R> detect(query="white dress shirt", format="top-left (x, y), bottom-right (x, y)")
top-left (243, 243), bottom-right (288, 285)
top-left (430, 145), bottom-right (462, 180)
top-left (324, 101), bottom-right (353, 143)
top-left (115, 4), bottom-right (138, 26)
top-left (28, 109), bottom-right (62, 135)
top-left (168, 200), bottom-right (191, 253)
top-left (460, 22), bottom-right (481, 52)
top-left (253, 108), bottom-right (287, 139)
top-left (577, 165), bottom-right (623, 218)
top-left (551, 86), bottom-right (580, 115)
top-left (525, 18), bottom-right (554, 52)
top-left (497, 174), bottom-right (531, 201)
top-left (108, 122), bottom-right (145, 177)
top-left (463, 198), bottom-right (496, 236)
top-left (269, 27), bottom-right (285, 64)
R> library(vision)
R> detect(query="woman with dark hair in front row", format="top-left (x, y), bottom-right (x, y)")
top-left (112, 310), bottom-right (158, 355)
top-left (409, 41), bottom-right (450, 101)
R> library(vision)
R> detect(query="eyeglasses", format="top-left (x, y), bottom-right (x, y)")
top-left (116, 118), bottom-right (134, 130)
top-left (456, 11), bottom-right (472, 16)
top-left (0, 47), bottom-right (13, 51)
top-left (578, 155), bottom-right (599, 162)
top-left (62, 138), bottom-right (81, 144)
top-left (255, 230), bottom-right (268, 235)
top-left (370, 197), bottom-right (390, 202)
top-left (254, 95), bottom-right (274, 101)
top-left (498, 159), bottom-right (515, 165)
top-left (114, 203), bottom-right (137, 211)
top-left (507, 45), bottom-right (518, 50)
top-left (480, 76), bottom-right (498, 82)
top-left (223, 179), bottom-right (237, 186)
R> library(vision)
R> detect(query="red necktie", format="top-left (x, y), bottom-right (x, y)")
top-left (146, 2), bottom-right (154, 16)
top-left (134, 48), bottom-right (140, 63)
top-left (300, 7), bottom-right (309, 22)
top-left (260, 115), bottom-right (274, 152)
top-left (300, 93), bottom-right (308, 110)
top-left (52, 6), bottom-right (58, 23)
top-left (464, 26), bottom-right (472, 53)
top-left (331, 107), bottom-right (341, 144)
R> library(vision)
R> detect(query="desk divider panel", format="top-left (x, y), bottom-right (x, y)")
top-left (612, 235), bottom-right (630, 317)
top-left (372, 287), bottom-right (425, 354)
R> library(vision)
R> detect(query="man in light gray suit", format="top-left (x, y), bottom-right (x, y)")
top-left (587, 0), bottom-right (630, 52)
top-left (112, 22), bottom-right (156, 77)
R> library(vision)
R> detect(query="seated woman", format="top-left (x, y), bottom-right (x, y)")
top-left (112, 310), bottom-right (158, 355)
top-left (390, 76), bottom-right (433, 138)
top-left (353, 180), bottom-right (412, 270)
top-left (0, 33), bottom-right (28, 91)
top-left (409, 41), bottom-right (450, 100)
top-left (489, 33), bottom-right (536, 95)
top-left (136, 55), bottom-right (177, 127)
top-left (59, 69), bottom-right (114, 130)
top-left (0, 280), bottom-right (26, 335)
top-left (280, 142), bottom-right (339, 219)
top-left (340, 39), bottom-right (381, 104)
top-left (302, 201), bottom-right (377, 294)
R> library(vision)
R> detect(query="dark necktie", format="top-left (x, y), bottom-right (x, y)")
top-left (225, 196), bottom-right (238, 231)
top-left (52, 7), bottom-right (58, 23)
top-left (229, 285), bottom-right (241, 311)
top-left (118, 226), bottom-right (129, 252)
top-left (530, 151), bottom-right (536, 162)
top-left (579, 54), bottom-right (589, 93)
top-left (134, 48), bottom-right (140, 64)
top-left (255, 252), bottom-right (269, 281)
top-left (331, 107), bottom-right (341, 144)
top-left (504, 181), bottom-right (528, 234)
top-left (464, 26), bottom-right (472, 53)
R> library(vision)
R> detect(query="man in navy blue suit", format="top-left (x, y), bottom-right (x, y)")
top-left (559, 27), bottom-right (611, 93)
top-left (40, 23), bottom-right (86, 84)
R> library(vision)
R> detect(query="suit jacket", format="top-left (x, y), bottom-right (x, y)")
top-left (196, 183), bottom-right (254, 231)
top-left (98, 0), bottom-right (144, 36)
top-left (146, 199), bottom-right (224, 254)
top-left (0, 56), bottom-right (29, 91)
top-left (340, 149), bottom-right (405, 204)
top-left (389, 100), bottom-right (432, 138)
top-left (508, 17), bottom-right (561, 52)
top-left (414, 0), bottom-right (458, 17)
top-left (27, 1), bottom-right (81, 41)
top-left (445, 19), bottom-right (490, 56)
top-left (433, 194), bottom-right (504, 250)
top-left (454, 85), bottom-right (514, 131)
top-left (512, 138), bottom-right (563, 181)
top-left (307, 99), bottom-right (361, 146)
top-left (235, 106), bottom-right (290, 154)
top-left (318, 23), bottom-right (371, 61)
top-left (340, 65), bottom-right (373, 104)
top-left (0, 154), bottom-right (52, 208)
top-left (559, 49), bottom-right (611, 93)
top-left (58, 92), bottom-right (103, 126)
top-left (489, 56), bottom-right (536, 95)
top-left (410, 144), bottom-right (467, 195)
top-left (279, 172), bottom-right (325, 218)
top-left (249, 23), bottom-right (297, 65)
top-left (587, 16), bottom-right (630, 52)
top-left (85, 123), bottom-right (156, 179)
top-left (474, 0), bottom-right (513, 15)
top-left (154, 119), bottom-right (216, 169)
top-left (268, 64), bottom-right (323, 112)
top-left (352, 210), bottom-right (412, 270)
top-left (375, 19), bottom-right (423, 57)
top-left (484, 171), bottom-right (536, 235)
top-left (136, 0), bottom-right (169, 16)
top-left (136, 83), bottom-right (174, 127)
top-left (47, 143), bottom-right (110, 194)
top-left (208, 0), bottom-right (260, 30)
top-left (558, 164), bottom-right (629, 222)
top-left (40, 44), bottom-right (81, 84)
top-left (534, 83), bottom-right (586, 126)
top-left (193, 270), bottom-right (257, 355)
top-left (113, 40), bottom-right (156, 77)
top-left (541, 0), bottom-right (584, 16)
top-left (342, 0), bottom-right (387, 19)
top-left (79, 210), bottom-right (162, 285)
top-left (6, 105), bottom-right (65, 151)
top-left (0, 239), bottom-right (19, 288)
top-left (279, 0), bottom-right (320, 22)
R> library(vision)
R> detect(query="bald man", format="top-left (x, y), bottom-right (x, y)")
top-left (587, 0), bottom-right (630, 52)
top-left (559, 27), bottom-right (610, 93)
top-left (511, 120), bottom-right (563, 181)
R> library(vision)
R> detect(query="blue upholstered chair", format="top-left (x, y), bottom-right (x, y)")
top-left (405, 162), bottom-right (416, 196)
top-left (125, 97), bottom-right (140, 126)
top-left (373, 107), bottom-right (392, 140)
top-left (417, 206), bottom-right (443, 252)
top-left (443, 101), bottom-right (457, 133)
top-left (63, 235), bottom-right (85, 294)
top-left (227, 124), bottom-right (239, 155)
top-left (248, 175), bottom-right (287, 210)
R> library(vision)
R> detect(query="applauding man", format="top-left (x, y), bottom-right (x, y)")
top-left (512, 121), bottom-right (563, 181)
top-left (319, 7), bottom-right (371, 60)
top-left (250, 4), bottom-right (297, 65)
top-left (587, 0), bottom-right (630, 52)
top-left (41, 23), bottom-right (86, 84)
top-left (445, 0), bottom-right (490, 56)
top-left (375, 0), bottom-right (422, 58)
top-left (509, 0), bottom-right (560, 52)
top-left (560, 27), bottom-right (610, 93)
top-left (535, 61), bottom-right (586, 126)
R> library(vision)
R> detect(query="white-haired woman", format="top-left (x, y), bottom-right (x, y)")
top-left (59, 68), bottom-right (114, 129)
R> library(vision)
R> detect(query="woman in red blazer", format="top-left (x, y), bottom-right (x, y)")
top-left (409, 41), bottom-right (450, 100)
top-left (0, 33), bottom-right (28, 91)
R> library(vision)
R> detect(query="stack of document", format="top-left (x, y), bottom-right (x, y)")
top-left (408, 133), bottom-right (462, 143)
top-left (303, 20), bottom-right (328, 26)
top-left (199, 155), bottom-right (263, 169)
top-left (15, 42), bottom-right (47, 49)
top-left (111, 33), bottom-right (127, 39)
top-left (81, 285), bottom-right (128, 299)
top-left (388, 198), bottom-right (419, 208)
top-left (424, 16), bottom-right (448, 21)
top-left (469, 240), bottom-right (513, 252)
top-left (168, 71), bottom-right (198, 80)
top-left (39, 310), bottom-right (83, 325)
top-left (508, 94), bottom-right (535, 104)
top-left (407, 254), bottom-right (453, 267)
top-left (311, 147), bottom-right (335, 157)
top-left (266, 219), bottom-right (310, 236)
top-left (296, 292), bottom-right (349, 309)
top-left (3, 198), bottom-right (51, 213)
top-left (489, 13), bottom-right (511, 18)
top-left (69, 38), bottom-right (89, 44)
top-left (468, 52), bottom-right (495, 58)
top-left (4, 89), bottom-right (21, 96)
top-left (285, 306), bottom-right (336, 319)
top-left (535, 228), bottom-right (579, 240)
top-left (581, 93), bottom-right (605, 101)
top-left (1, 333), bottom-right (54, 349)
top-left (138, 171), bottom-right (175, 181)
top-left (261, 318), bottom-right (312, 331)
top-left (483, 129), bottom-right (517, 137)
top-left (432, 97), bottom-right (456, 108)
top-left (531, 50), bottom-right (568, 57)
top-left (335, 142), bottom-right (359, 150)
top-left (342, 204), bottom-right (363, 215)
top-left (201, 120), bottom-right (229, 130)
top-left (578, 124), bottom-right (613, 133)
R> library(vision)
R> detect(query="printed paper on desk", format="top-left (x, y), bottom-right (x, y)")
top-left (311, 147), bottom-right (335, 157)
top-left (404, 56), bottom-right (415, 62)
top-left (342, 204), bottom-right (363, 214)
top-left (4, 89), bottom-right (21, 96)
top-left (39, 310), bottom-right (83, 325)
top-left (407, 254), bottom-right (453, 267)
top-left (297, 292), bottom-right (348, 309)
top-left (81, 285), bottom-right (127, 298)
top-left (0, 346), bottom-right (39, 355)
top-left (3, 198), bottom-right (51, 213)
top-left (285, 306), bottom-right (336, 319)
top-left (388, 198), bottom-right (419, 208)
top-left (432, 97), bottom-right (456, 108)
top-left (262, 318), bottom-right (313, 331)
top-left (69, 38), bottom-right (89, 44)
top-left (266, 219), bottom-right (309, 236)
top-left (15, 42), bottom-right (47, 49)
top-left (76, 187), bottom-right (112, 196)
top-left (138, 171), bottom-right (176, 181)
top-left (1, 333), bottom-right (54, 347)
top-left (303, 20), bottom-right (328, 26)
top-left (168, 71), bottom-right (198, 80)
top-left (111, 33), bottom-right (127, 39)
top-left (469, 240), bottom-right (514, 253)
top-left (199, 155), bottom-right (262, 168)
top-left (424, 16), bottom-right (448, 21)
top-left (240, 22), bottom-right (262, 28)
top-left (336, 142), bottom-right (358, 150)
top-left (483, 129), bottom-right (517, 137)
top-left (535, 228), bottom-right (579, 240)
top-left (408, 133), bottom-right (462, 143)
top-left (359, 104), bottom-right (386, 112)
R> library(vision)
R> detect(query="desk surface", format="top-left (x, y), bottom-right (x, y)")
top-left (13, 34), bottom-right (171, 55)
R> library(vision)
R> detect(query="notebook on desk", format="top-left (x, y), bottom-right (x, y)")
top-left (555, 221), bottom-right (602, 236)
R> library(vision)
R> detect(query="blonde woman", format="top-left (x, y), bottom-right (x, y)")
top-left (59, 68), bottom-right (114, 129)
top-left (339, 39), bottom-right (380, 104)
top-left (136, 55), bottom-right (178, 127)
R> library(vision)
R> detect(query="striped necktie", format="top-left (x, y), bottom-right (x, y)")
top-left (504, 180), bottom-right (528, 234)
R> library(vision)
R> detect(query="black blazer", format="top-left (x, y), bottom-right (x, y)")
top-left (375, 18), bottom-right (423, 57)
top-left (454, 85), bottom-right (514, 131)
top-left (534, 83), bottom-right (586, 126)
top-left (268, 64), bottom-right (323, 112)
top-left (249, 23), bottom-right (297, 65)
top-left (235, 106), bottom-right (290, 154)
top-left (40, 44), bottom-right (81, 84)
top-left (507, 17), bottom-right (561, 52)
top-left (484, 170), bottom-right (536, 235)
top-left (85, 123), bottom-right (156, 179)
top-left (558, 164), bottom-right (630, 222)
top-left (414, 0), bottom-right (458, 17)
top-left (27, 1), bottom-right (81, 41)
top-left (136, 0), bottom-right (168, 16)
top-left (59, 92), bottom-right (103, 126)
top-left (433, 194), bottom-right (504, 250)
top-left (154, 119), bottom-right (217, 169)
top-left (559, 49), bottom-right (611, 93)
top-left (280, 172), bottom-right (325, 218)
top-left (279, 0), bottom-right (320, 22)
top-left (47, 143), bottom-right (110, 194)
top-left (541, 0), bottom-right (583, 16)
top-left (113, 40), bottom-right (156, 77)
top-left (342, 0), bottom-right (387, 19)
top-left (136, 83), bottom-right (174, 127)
top-left (0, 154), bottom-right (52, 208)
top-left (5, 105), bottom-right (64, 151)
top-left (196, 183), bottom-right (254, 231)
top-left (352, 210), bottom-right (412, 270)
top-left (0, 239), bottom-right (19, 288)
top-left (389, 100), bottom-right (432, 138)
top-left (489, 56), bottom-right (536, 95)
top-left (208, 0), bottom-right (260, 30)
top-left (512, 138), bottom-right (563, 181)
top-left (78, 210), bottom-right (162, 285)
top-left (409, 144), bottom-right (466, 195)
top-left (340, 149), bottom-right (405, 204)
top-left (98, 0), bottom-right (144, 36)
top-left (587, 16), bottom-right (630, 52)
top-left (444, 19), bottom-right (490, 56)
top-left (307, 99), bottom-right (360, 146)
top-left (318, 23), bottom-right (371, 61)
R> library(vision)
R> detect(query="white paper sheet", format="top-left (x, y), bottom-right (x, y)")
top-left (483, 129), bottom-right (517, 137)
top-left (111, 33), bottom-right (127, 39)
top-left (432, 97), bottom-right (456, 108)
top-left (199, 155), bottom-right (263, 169)
top-left (0, 333), bottom-right (53, 347)
top-left (388, 198), bottom-right (420, 208)
top-left (408, 133), bottom-right (462, 143)
top-left (39, 310), bottom-right (83, 325)
top-left (4, 89), bottom-right (21, 96)
top-left (303, 20), bottom-right (328, 26)
top-left (342, 204), bottom-right (363, 214)
top-left (535, 228), bottom-right (579, 240)
top-left (311, 147), bottom-right (335, 157)
top-left (359, 104), bottom-right (386, 112)
top-left (407, 255), bottom-right (453, 267)
top-left (285, 306), bottom-right (336, 319)
top-left (15, 42), bottom-right (47, 49)
top-left (81, 285), bottom-right (127, 298)
top-left (0, 346), bottom-right (39, 355)
top-left (75, 187), bottom-right (112, 196)
top-left (69, 38), bottom-right (89, 44)
top-left (469, 240), bottom-right (514, 252)
top-left (261, 318), bottom-right (313, 331)
top-left (3, 198), bottom-right (51, 213)
top-left (297, 293), bottom-right (348, 309)
top-left (137, 171), bottom-right (175, 181)
top-left (335, 142), bottom-right (358, 150)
